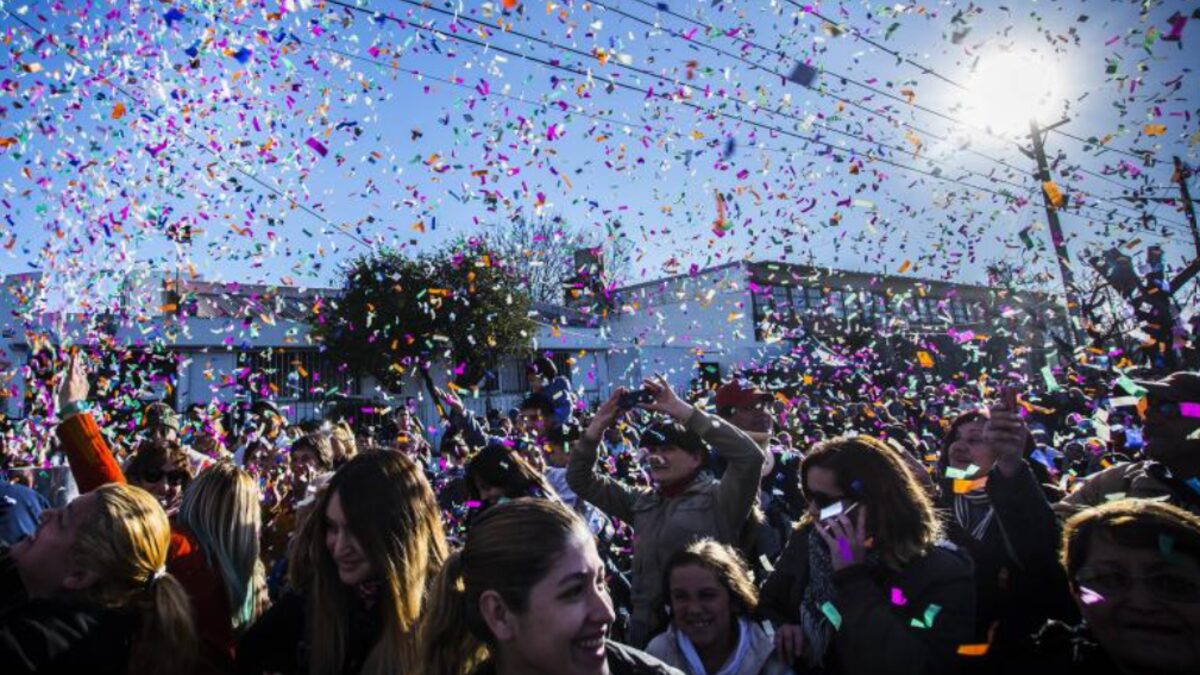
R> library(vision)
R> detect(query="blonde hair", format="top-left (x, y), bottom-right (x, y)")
top-left (177, 462), bottom-right (265, 632)
top-left (330, 421), bottom-right (358, 466)
top-left (292, 451), bottom-right (447, 675)
top-left (73, 484), bottom-right (198, 675)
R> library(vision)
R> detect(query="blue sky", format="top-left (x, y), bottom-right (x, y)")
top-left (0, 0), bottom-right (1196, 316)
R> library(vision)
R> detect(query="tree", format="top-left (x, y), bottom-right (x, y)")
top-left (311, 242), bottom-right (535, 392)
top-left (478, 215), bottom-right (635, 305)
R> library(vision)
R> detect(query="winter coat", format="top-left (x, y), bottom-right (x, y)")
top-left (646, 620), bottom-right (795, 675)
top-left (0, 549), bottom-right (136, 675)
top-left (567, 409), bottom-right (765, 642)
top-left (939, 461), bottom-right (1075, 673)
top-left (56, 412), bottom-right (236, 670)
top-left (471, 640), bottom-right (685, 675)
top-left (1054, 459), bottom-right (1200, 518)
top-left (759, 527), bottom-right (975, 675)
top-left (236, 590), bottom-right (381, 675)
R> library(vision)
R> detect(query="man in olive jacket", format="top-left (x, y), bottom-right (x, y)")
top-left (568, 377), bottom-right (765, 647)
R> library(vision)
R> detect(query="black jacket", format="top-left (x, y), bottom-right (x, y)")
top-left (939, 461), bottom-right (1076, 672)
top-left (0, 550), bottom-right (136, 675)
top-left (759, 527), bottom-right (975, 675)
top-left (470, 640), bottom-right (684, 675)
top-left (236, 590), bottom-right (381, 675)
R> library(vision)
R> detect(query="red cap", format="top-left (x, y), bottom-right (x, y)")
top-left (714, 379), bottom-right (772, 410)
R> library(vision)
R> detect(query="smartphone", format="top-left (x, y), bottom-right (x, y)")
top-left (618, 388), bottom-right (655, 410)
top-left (819, 500), bottom-right (859, 522)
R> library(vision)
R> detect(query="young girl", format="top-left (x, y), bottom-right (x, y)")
top-left (421, 498), bottom-right (681, 675)
top-left (647, 540), bottom-right (793, 675)
top-left (2, 483), bottom-right (198, 674)
top-left (237, 451), bottom-right (448, 675)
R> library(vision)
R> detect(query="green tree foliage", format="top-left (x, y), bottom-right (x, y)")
top-left (311, 241), bottom-right (535, 391)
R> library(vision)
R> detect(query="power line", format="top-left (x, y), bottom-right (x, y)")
top-left (783, 1), bottom-right (969, 92)
top-left (0, 10), bottom-right (373, 248)
top-left (617, 0), bottom-right (1188, 230)
top-left (782, 0), bottom-right (1164, 167)
top-left (327, 0), bottom-right (1032, 204)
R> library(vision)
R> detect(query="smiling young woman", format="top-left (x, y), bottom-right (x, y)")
top-left (237, 451), bottom-right (448, 675)
top-left (420, 498), bottom-right (682, 675)
top-left (646, 539), bottom-right (793, 675)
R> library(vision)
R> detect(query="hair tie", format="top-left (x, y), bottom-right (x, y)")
top-left (146, 566), bottom-right (167, 588)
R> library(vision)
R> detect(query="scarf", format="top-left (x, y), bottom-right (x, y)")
top-left (800, 527), bottom-right (838, 669)
top-left (953, 490), bottom-right (996, 541)
top-left (675, 617), bottom-right (752, 675)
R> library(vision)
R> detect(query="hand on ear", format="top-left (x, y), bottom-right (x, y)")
top-left (479, 590), bottom-right (518, 642)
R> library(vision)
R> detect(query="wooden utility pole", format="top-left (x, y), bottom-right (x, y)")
top-left (1175, 156), bottom-right (1200, 259)
top-left (1027, 119), bottom-right (1080, 351)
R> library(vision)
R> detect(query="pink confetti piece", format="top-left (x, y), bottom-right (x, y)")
top-left (1078, 586), bottom-right (1105, 606)
top-left (1180, 402), bottom-right (1200, 419)
top-left (890, 587), bottom-right (908, 606)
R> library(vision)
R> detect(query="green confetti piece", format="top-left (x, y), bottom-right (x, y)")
top-left (910, 603), bottom-right (942, 629)
top-left (820, 601), bottom-right (842, 630)
top-left (1115, 376), bottom-right (1147, 397)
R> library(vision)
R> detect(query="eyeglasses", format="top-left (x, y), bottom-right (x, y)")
top-left (142, 468), bottom-right (191, 487)
top-left (1074, 567), bottom-right (1200, 604)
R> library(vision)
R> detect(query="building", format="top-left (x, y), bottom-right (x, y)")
top-left (0, 260), bottom-right (1066, 430)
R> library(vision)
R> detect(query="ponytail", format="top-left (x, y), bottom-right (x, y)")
top-left (419, 551), bottom-right (487, 675)
top-left (129, 571), bottom-right (198, 675)
top-left (71, 484), bottom-right (199, 675)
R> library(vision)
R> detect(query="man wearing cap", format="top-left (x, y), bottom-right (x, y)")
top-left (1055, 371), bottom-right (1200, 517)
top-left (714, 379), bottom-right (806, 566)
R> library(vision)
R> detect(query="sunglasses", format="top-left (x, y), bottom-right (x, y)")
top-left (142, 468), bottom-right (190, 487)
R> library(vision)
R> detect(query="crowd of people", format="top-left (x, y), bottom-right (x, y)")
top-left (1, 350), bottom-right (1198, 675)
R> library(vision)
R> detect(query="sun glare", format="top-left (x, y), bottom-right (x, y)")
top-left (961, 51), bottom-right (1061, 135)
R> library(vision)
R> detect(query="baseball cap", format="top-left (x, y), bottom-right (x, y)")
top-left (714, 379), bottom-right (772, 411)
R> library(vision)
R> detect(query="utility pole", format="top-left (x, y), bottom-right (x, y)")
top-left (1175, 156), bottom-right (1200, 258)
top-left (1026, 118), bottom-right (1081, 351)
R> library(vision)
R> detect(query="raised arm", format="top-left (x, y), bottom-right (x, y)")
top-left (639, 375), bottom-right (764, 537)
top-left (566, 389), bottom-right (644, 523)
top-left (54, 352), bottom-right (125, 493)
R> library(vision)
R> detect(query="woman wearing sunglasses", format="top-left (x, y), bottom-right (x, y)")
top-left (1034, 499), bottom-right (1200, 674)
top-left (124, 438), bottom-right (194, 516)
top-left (759, 435), bottom-right (974, 675)
top-left (55, 353), bottom-right (265, 673)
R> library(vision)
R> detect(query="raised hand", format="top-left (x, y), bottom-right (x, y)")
top-left (584, 388), bottom-right (627, 443)
top-left (640, 374), bottom-right (692, 422)
top-left (815, 505), bottom-right (869, 571)
top-left (985, 386), bottom-right (1029, 477)
top-left (57, 350), bottom-right (90, 416)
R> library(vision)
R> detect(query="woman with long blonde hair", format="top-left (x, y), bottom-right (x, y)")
top-left (2, 483), bottom-right (198, 674)
top-left (177, 462), bottom-right (266, 635)
top-left (56, 353), bottom-right (263, 670)
top-left (237, 450), bottom-right (448, 675)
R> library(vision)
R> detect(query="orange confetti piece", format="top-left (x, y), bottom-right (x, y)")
top-left (916, 351), bottom-right (934, 369)
top-left (502, 0), bottom-right (520, 8)
top-left (953, 476), bottom-right (989, 494)
top-left (1143, 124), bottom-right (1166, 136)
top-left (111, 102), bottom-right (126, 119)
top-left (898, 259), bottom-right (912, 274)
top-left (957, 643), bottom-right (990, 657)
top-left (1043, 180), bottom-right (1065, 208)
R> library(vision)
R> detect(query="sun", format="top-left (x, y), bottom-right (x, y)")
top-left (960, 50), bottom-right (1061, 136)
